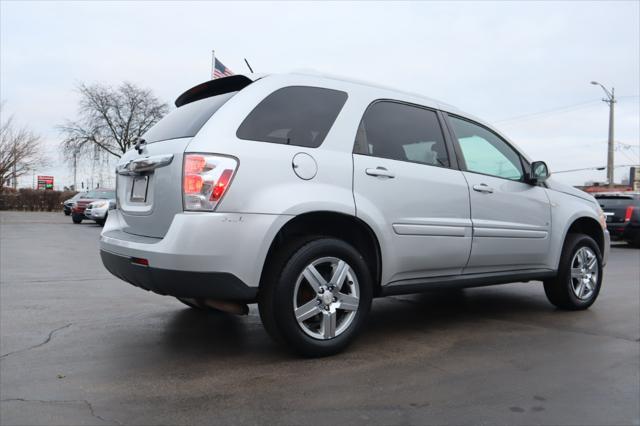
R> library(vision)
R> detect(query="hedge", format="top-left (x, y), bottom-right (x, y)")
top-left (0, 188), bottom-right (77, 211)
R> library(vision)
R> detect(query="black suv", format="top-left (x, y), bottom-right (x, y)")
top-left (595, 193), bottom-right (640, 247)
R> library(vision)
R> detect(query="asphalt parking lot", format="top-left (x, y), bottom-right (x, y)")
top-left (1, 211), bottom-right (639, 426)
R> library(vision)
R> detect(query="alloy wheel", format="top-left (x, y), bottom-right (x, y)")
top-left (570, 247), bottom-right (598, 300)
top-left (293, 256), bottom-right (360, 340)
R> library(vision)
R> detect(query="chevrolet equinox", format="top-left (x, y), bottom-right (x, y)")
top-left (101, 73), bottom-right (610, 356)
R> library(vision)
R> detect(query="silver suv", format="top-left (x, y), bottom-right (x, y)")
top-left (101, 73), bottom-right (610, 356)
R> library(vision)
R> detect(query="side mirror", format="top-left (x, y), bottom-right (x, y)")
top-left (528, 161), bottom-right (550, 184)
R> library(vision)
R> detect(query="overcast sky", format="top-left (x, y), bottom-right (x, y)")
top-left (1, 0), bottom-right (639, 188)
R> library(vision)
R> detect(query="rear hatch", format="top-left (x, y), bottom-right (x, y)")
top-left (596, 195), bottom-right (638, 224)
top-left (116, 86), bottom-right (245, 238)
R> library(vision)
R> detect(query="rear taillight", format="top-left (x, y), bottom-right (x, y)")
top-left (624, 206), bottom-right (634, 222)
top-left (182, 153), bottom-right (238, 211)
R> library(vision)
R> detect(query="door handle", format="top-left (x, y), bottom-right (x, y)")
top-left (365, 167), bottom-right (395, 178)
top-left (472, 183), bottom-right (494, 193)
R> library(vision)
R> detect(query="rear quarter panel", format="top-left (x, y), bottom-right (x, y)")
top-left (185, 75), bottom-right (375, 216)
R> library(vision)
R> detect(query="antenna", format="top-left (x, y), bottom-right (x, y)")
top-left (244, 58), bottom-right (254, 73)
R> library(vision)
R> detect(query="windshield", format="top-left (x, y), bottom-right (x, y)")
top-left (83, 190), bottom-right (115, 199)
top-left (142, 92), bottom-right (237, 143)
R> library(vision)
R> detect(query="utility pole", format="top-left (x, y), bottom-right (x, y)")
top-left (591, 81), bottom-right (616, 187)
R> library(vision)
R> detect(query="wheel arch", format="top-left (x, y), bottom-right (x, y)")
top-left (563, 216), bottom-right (605, 258)
top-left (259, 211), bottom-right (383, 296)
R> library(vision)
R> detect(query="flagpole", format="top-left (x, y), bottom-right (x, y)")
top-left (211, 50), bottom-right (215, 80)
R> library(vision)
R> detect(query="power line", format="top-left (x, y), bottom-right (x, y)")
top-left (495, 100), bottom-right (600, 124)
top-left (554, 164), bottom-right (639, 174)
top-left (617, 148), bottom-right (640, 163)
top-left (614, 141), bottom-right (640, 150)
top-left (495, 95), bottom-right (640, 125)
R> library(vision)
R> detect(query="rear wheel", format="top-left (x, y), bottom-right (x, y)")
top-left (259, 237), bottom-right (373, 357)
top-left (72, 215), bottom-right (82, 224)
top-left (544, 234), bottom-right (602, 310)
top-left (64, 210), bottom-right (70, 216)
top-left (96, 218), bottom-right (106, 227)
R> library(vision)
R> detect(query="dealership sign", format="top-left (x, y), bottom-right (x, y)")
top-left (37, 176), bottom-right (54, 190)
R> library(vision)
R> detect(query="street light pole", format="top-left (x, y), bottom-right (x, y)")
top-left (607, 87), bottom-right (615, 186)
top-left (591, 81), bottom-right (616, 187)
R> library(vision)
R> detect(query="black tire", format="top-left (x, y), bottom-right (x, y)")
top-left (543, 233), bottom-right (603, 310)
top-left (258, 236), bottom-right (373, 357)
top-left (96, 219), bottom-right (106, 227)
top-left (72, 215), bottom-right (82, 224)
top-left (64, 210), bottom-right (70, 216)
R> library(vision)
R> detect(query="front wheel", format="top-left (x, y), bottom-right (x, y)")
top-left (544, 233), bottom-right (602, 310)
top-left (72, 215), bottom-right (82, 224)
top-left (259, 237), bottom-right (373, 357)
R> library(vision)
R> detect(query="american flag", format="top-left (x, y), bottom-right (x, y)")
top-left (213, 58), bottom-right (234, 79)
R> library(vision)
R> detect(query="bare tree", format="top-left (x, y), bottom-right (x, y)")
top-left (0, 105), bottom-right (48, 188)
top-left (59, 82), bottom-right (168, 160)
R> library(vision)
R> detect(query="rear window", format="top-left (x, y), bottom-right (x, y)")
top-left (236, 86), bottom-right (348, 148)
top-left (143, 92), bottom-right (237, 143)
top-left (596, 196), bottom-right (640, 207)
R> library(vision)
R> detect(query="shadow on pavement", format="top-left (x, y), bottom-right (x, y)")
top-left (365, 286), bottom-right (554, 336)
top-left (139, 286), bottom-right (556, 361)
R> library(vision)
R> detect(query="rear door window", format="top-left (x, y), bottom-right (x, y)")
top-left (236, 86), bottom-right (348, 148)
top-left (143, 92), bottom-right (237, 143)
top-left (354, 101), bottom-right (450, 168)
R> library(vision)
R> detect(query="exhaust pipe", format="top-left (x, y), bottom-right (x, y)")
top-left (202, 299), bottom-right (249, 315)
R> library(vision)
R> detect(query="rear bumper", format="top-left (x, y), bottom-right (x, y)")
top-left (100, 249), bottom-right (257, 301)
top-left (100, 209), bottom-right (292, 300)
top-left (606, 223), bottom-right (638, 241)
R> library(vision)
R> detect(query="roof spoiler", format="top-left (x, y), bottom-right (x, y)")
top-left (175, 75), bottom-right (254, 107)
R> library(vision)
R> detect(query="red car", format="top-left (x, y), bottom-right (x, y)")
top-left (71, 189), bottom-right (115, 224)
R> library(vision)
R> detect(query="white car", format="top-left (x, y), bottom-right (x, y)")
top-left (84, 198), bottom-right (116, 226)
top-left (100, 72), bottom-right (610, 356)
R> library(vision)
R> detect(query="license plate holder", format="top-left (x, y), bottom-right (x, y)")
top-left (130, 176), bottom-right (149, 203)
